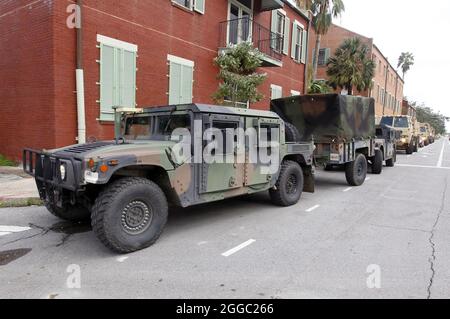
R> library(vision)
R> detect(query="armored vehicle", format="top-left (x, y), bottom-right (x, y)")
top-left (271, 94), bottom-right (376, 186)
top-left (23, 104), bottom-right (315, 253)
top-left (372, 124), bottom-right (400, 173)
top-left (380, 115), bottom-right (419, 154)
top-left (418, 122), bottom-right (430, 147)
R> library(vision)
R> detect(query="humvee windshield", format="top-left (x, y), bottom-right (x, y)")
top-left (420, 127), bottom-right (427, 133)
top-left (380, 117), bottom-right (394, 126)
top-left (124, 114), bottom-right (191, 140)
top-left (380, 117), bottom-right (409, 128)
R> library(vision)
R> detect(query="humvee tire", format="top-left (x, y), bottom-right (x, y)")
top-left (285, 122), bottom-right (301, 142)
top-left (386, 157), bottom-right (395, 167)
top-left (406, 143), bottom-right (414, 155)
top-left (45, 202), bottom-right (90, 222)
top-left (371, 149), bottom-right (383, 175)
top-left (91, 177), bottom-right (168, 254)
top-left (345, 153), bottom-right (367, 186)
top-left (270, 160), bottom-right (304, 207)
top-left (414, 140), bottom-right (419, 152)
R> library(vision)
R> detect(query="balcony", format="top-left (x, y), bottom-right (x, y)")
top-left (219, 18), bottom-right (284, 67)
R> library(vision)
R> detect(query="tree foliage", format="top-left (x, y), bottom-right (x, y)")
top-left (408, 100), bottom-right (447, 135)
top-left (308, 80), bottom-right (332, 94)
top-left (212, 42), bottom-right (267, 108)
top-left (326, 37), bottom-right (375, 95)
top-left (397, 52), bottom-right (414, 79)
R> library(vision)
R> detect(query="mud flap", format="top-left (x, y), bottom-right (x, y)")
top-left (303, 166), bottom-right (315, 193)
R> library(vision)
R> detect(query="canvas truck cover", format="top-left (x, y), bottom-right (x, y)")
top-left (271, 94), bottom-right (376, 143)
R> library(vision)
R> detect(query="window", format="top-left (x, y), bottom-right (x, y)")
top-left (376, 85), bottom-right (380, 103)
top-left (271, 10), bottom-right (287, 54)
top-left (291, 20), bottom-right (307, 63)
top-left (98, 35), bottom-right (137, 121)
top-left (271, 84), bottom-right (282, 100)
top-left (318, 48), bottom-right (330, 66)
top-left (172, 0), bottom-right (205, 13)
top-left (168, 55), bottom-right (194, 105)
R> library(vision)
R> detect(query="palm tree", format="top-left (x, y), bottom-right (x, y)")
top-left (326, 37), bottom-right (376, 95)
top-left (297, 0), bottom-right (345, 80)
top-left (398, 52), bottom-right (414, 79)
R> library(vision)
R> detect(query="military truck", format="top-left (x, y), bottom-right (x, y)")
top-left (372, 124), bottom-right (400, 173)
top-left (380, 115), bottom-right (419, 154)
top-left (23, 104), bottom-right (315, 253)
top-left (418, 123), bottom-right (430, 147)
top-left (271, 94), bottom-right (376, 186)
top-left (424, 123), bottom-right (435, 144)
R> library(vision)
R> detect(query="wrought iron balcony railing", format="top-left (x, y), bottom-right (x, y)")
top-left (219, 18), bottom-right (283, 65)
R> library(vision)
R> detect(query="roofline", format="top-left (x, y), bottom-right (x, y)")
top-left (331, 23), bottom-right (373, 42)
top-left (331, 24), bottom-right (404, 84)
top-left (372, 44), bottom-right (404, 84)
top-left (282, 0), bottom-right (310, 22)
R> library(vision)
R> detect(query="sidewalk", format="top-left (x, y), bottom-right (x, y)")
top-left (0, 166), bottom-right (41, 207)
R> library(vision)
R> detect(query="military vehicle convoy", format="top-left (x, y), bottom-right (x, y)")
top-left (380, 115), bottom-right (419, 154)
top-left (23, 95), bottom-right (398, 254)
top-left (24, 104), bottom-right (315, 253)
top-left (271, 94), bottom-right (376, 186)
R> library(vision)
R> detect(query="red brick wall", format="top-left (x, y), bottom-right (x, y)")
top-left (0, 0), bottom-right (56, 160)
top-left (1, 0), bottom-right (309, 159)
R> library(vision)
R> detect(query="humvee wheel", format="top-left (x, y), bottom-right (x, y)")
top-left (386, 149), bottom-right (396, 167)
top-left (270, 160), bottom-right (304, 207)
top-left (284, 122), bottom-right (301, 142)
top-left (406, 143), bottom-right (414, 155)
top-left (45, 202), bottom-right (90, 222)
top-left (91, 177), bottom-right (168, 254)
top-left (345, 154), bottom-right (367, 186)
top-left (371, 149), bottom-right (383, 175)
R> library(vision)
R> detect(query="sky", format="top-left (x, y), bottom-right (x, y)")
top-left (332, 0), bottom-right (450, 127)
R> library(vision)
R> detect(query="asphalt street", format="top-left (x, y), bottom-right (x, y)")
top-left (1, 139), bottom-right (450, 299)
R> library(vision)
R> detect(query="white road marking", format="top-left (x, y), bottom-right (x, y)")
top-left (197, 241), bottom-right (208, 246)
top-left (397, 164), bottom-right (450, 170)
top-left (0, 232), bottom-right (12, 237)
top-left (437, 141), bottom-right (445, 167)
top-left (222, 239), bottom-right (256, 257)
top-left (306, 205), bottom-right (320, 212)
top-left (366, 177), bottom-right (371, 181)
top-left (343, 187), bottom-right (353, 192)
top-left (0, 226), bottom-right (31, 233)
top-left (116, 256), bottom-right (129, 263)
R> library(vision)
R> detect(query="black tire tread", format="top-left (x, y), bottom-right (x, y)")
top-left (371, 149), bottom-right (383, 174)
top-left (270, 160), bottom-right (303, 207)
top-left (45, 202), bottom-right (90, 222)
top-left (91, 177), bottom-right (168, 254)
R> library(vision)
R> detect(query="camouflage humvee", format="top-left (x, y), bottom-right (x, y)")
top-left (380, 115), bottom-right (419, 154)
top-left (418, 122), bottom-right (430, 147)
top-left (23, 104), bottom-right (315, 253)
top-left (271, 94), bottom-right (376, 186)
top-left (373, 124), bottom-right (400, 173)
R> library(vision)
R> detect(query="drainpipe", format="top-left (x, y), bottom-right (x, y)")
top-left (393, 75), bottom-right (398, 115)
top-left (303, 11), bottom-right (312, 95)
top-left (382, 64), bottom-right (388, 116)
top-left (76, 0), bottom-right (86, 144)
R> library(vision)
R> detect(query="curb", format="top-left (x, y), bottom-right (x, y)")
top-left (0, 198), bottom-right (43, 208)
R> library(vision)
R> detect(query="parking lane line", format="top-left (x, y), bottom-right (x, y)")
top-left (0, 226), bottom-right (31, 233)
top-left (397, 164), bottom-right (450, 170)
top-left (117, 256), bottom-right (129, 263)
top-left (306, 205), bottom-right (320, 212)
top-left (0, 232), bottom-right (12, 237)
top-left (222, 239), bottom-right (256, 257)
top-left (343, 187), bottom-right (353, 192)
top-left (437, 141), bottom-right (445, 167)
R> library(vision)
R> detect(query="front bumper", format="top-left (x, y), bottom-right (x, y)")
top-left (23, 149), bottom-right (83, 192)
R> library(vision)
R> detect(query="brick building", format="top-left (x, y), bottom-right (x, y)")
top-left (0, 0), bottom-right (311, 160)
top-left (402, 99), bottom-right (417, 119)
top-left (308, 24), bottom-right (404, 117)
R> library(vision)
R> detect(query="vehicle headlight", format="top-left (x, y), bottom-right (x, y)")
top-left (60, 164), bottom-right (67, 181)
top-left (401, 138), bottom-right (407, 143)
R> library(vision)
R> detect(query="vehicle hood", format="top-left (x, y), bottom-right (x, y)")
top-left (51, 140), bottom-right (177, 159)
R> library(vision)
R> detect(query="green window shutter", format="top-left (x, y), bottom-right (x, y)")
top-left (270, 10), bottom-right (277, 49)
top-left (169, 61), bottom-right (182, 105)
top-left (180, 65), bottom-right (194, 104)
top-left (291, 23), bottom-right (297, 59)
top-left (324, 48), bottom-right (331, 64)
top-left (194, 0), bottom-right (205, 14)
top-left (100, 44), bottom-right (116, 121)
top-left (121, 49), bottom-right (137, 108)
top-left (301, 30), bottom-right (308, 64)
top-left (283, 17), bottom-right (290, 56)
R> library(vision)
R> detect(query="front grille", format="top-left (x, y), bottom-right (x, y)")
top-left (62, 142), bottom-right (114, 154)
